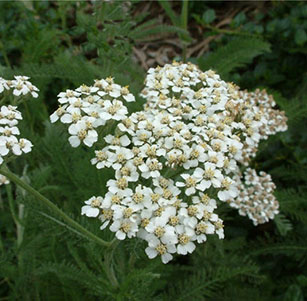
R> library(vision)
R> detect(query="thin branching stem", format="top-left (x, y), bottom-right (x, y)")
top-left (181, 0), bottom-right (189, 62)
top-left (103, 238), bottom-right (121, 288)
top-left (0, 165), bottom-right (112, 248)
top-left (6, 183), bottom-right (23, 226)
top-left (0, 40), bottom-right (11, 68)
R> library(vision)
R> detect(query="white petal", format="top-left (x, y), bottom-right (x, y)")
top-left (217, 191), bottom-right (228, 201)
top-left (161, 253), bottom-right (173, 264)
top-left (61, 114), bottom-right (73, 124)
top-left (12, 145), bottom-right (22, 156)
top-left (177, 245), bottom-right (187, 255)
top-left (196, 180), bottom-right (211, 191)
top-left (120, 135), bottom-right (130, 146)
top-left (50, 112), bottom-right (59, 123)
top-left (116, 231), bottom-right (126, 240)
top-left (194, 168), bottom-right (204, 178)
top-left (145, 247), bottom-right (158, 259)
top-left (68, 136), bottom-right (81, 148)
top-left (186, 242), bottom-right (196, 253)
top-left (81, 205), bottom-right (90, 215)
top-left (186, 187), bottom-right (195, 196)
top-left (86, 207), bottom-right (100, 217)
top-left (123, 94), bottom-right (135, 102)
top-left (100, 220), bottom-right (110, 230)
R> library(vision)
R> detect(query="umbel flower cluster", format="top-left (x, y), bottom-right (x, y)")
top-left (0, 76), bottom-right (39, 98)
top-left (0, 76), bottom-right (39, 185)
top-left (228, 168), bottom-right (279, 226)
top-left (50, 78), bottom-right (135, 147)
top-left (51, 62), bottom-right (287, 263)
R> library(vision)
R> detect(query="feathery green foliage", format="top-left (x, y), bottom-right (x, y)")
top-left (198, 38), bottom-right (271, 79)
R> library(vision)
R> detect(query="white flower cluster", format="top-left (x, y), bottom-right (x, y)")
top-left (227, 168), bottom-right (279, 225)
top-left (0, 105), bottom-right (33, 165)
top-left (223, 87), bottom-right (288, 165)
top-left (0, 76), bottom-right (38, 182)
top-left (0, 76), bottom-right (39, 98)
top-left (50, 78), bottom-right (135, 148)
top-left (76, 62), bottom-right (287, 263)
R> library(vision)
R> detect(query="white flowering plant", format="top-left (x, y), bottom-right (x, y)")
top-left (0, 76), bottom-right (39, 179)
top-left (47, 62), bottom-right (287, 264)
top-left (2, 0), bottom-right (307, 298)
top-left (0, 62), bottom-right (288, 272)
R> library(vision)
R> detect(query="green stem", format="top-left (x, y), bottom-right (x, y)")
top-left (24, 102), bottom-right (34, 134)
top-left (181, 0), bottom-right (189, 31)
top-left (17, 203), bottom-right (25, 248)
top-left (0, 40), bottom-right (11, 68)
top-left (0, 95), bottom-right (9, 106)
top-left (104, 239), bottom-right (120, 288)
top-left (128, 253), bottom-right (136, 270)
top-left (0, 166), bottom-right (112, 248)
top-left (6, 183), bottom-right (23, 226)
top-left (181, 0), bottom-right (189, 62)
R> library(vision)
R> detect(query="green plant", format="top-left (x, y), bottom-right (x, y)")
top-left (0, 1), bottom-right (306, 300)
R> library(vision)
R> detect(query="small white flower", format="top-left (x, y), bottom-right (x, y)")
top-left (115, 161), bottom-right (139, 182)
top-left (217, 177), bottom-right (238, 201)
top-left (139, 158), bottom-right (162, 179)
top-left (145, 219), bottom-right (177, 245)
top-left (60, 108), bottom-right (82, 124)
top-left (91, 148), bottom-right (112, 169)
top-left (109, 147), bottom-right (134, 170)
top-left (110, 219), bottom-right (138, 240)
top-left (0, 77), bottom-right (9, 93)
top-left (176, 168), bottom-right (203, 196)
top-left (68, 121), bottom-right (98, 147)
top-left (75, 84), bottom-right (99, 95)
top-left (176, 225), bottom-right (196, 255)
top-left (78, 63), bottom-right (287, 264)
top-left (81, 196), bottom-right (103, 217)
top-left (105, 134), bottom-right (131, 149)
top-left (57, 89), bottom-right (80, 104)
top-left (12, 138), bottom-right (33, 155)
top-left (11, 76), bottom-right (39, 98)
top-left (50, 105), bottom-right (68, 123)
top-left (197, 163), bottom-right (223, 191)
top-left (145, 236), bottom-right (176, 264)
top-left (100, 99), bottom-right (128, 121)
top-left (0, 136), bottom-right (17, 156)
top-left (107, 178), bottom-right (133, 196)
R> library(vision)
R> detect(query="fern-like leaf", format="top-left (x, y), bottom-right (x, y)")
top-left (198, 38), bottom-right (271, 77)
top-left (274, 214), bottom-right (293, 236)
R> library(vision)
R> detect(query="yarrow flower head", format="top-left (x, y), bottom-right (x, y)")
top-left (0, 76), bottom-right (39, 99)
top-left (50, 80), bottom-right (135, 148)
top-left (57, 62), bottom-right (288, 264)
top-left (227, 168), bottom-right (279, 225)
top-left (0, 76), bottom-right (38, 170)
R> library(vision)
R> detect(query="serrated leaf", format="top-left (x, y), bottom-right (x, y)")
top-left (274, 214), bottom-right (293, 236)
top-left (197, 38), bottom-right (271, 77)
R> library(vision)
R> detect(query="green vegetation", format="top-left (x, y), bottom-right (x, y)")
top-left (0, 1), bottom-right (306, 300)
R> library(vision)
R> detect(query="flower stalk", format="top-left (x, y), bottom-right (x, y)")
top-left (103, 238), bottom-right (121, 288)
top-left (0, 165), bottom-right (112, 248)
